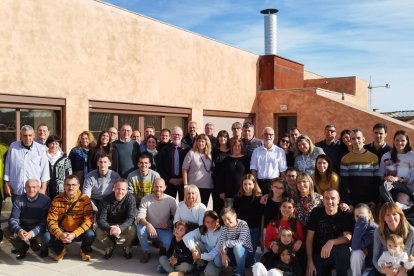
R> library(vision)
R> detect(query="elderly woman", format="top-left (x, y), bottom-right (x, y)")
top-left (87, 130), bottom-right (112, 172)
top-left (46, 135), bottom-right (72, 199)
top-left (294, 172), bottom-right (323, 227)
top-left (69, 130), bottom-right (96, 185)
top-left (294, 134), bottom-right (325, 176)
top-left (373, 203), bottom-right (414, 275)
top-left (182, 134), bottom-right (214, 206)
top-left (173, 184), bottom-right (207, 231)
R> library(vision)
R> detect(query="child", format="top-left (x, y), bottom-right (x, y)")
top-left (377, 234), bottom-right (414, 274)
top-left (233, 174), bottom-right (263, 262)
top-left (262, 178), bottom-right (286, 232)
top-left (158, 221), bottom-right (193, 276)
top-left (274, 245), bottom-right (300, 276)
top-left (261, 227), bottom-right (295, 270)
top-left (217, 207), bottom-right (253, 276)
top-left (350, 203), bottom-right (378, 276)
top-left (183, 210), bottom-right (222, 276)
top-left (396, 192), bottom-right (412, 210)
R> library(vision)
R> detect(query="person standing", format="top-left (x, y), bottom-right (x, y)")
top-left (364, 123), bottom-right (391, 162)
top-left (35, 124), bottom-right (49, 146)
top-left (69, 131), bottom-right (96, 185)
top-left (241, 122), bottom-right (262, 160)
top-left (182, 121), bottom-right (198, 148)
top-left (112, 124), bottom-right (140, 178)
top-left (315, 124), bottom-right (343, 174)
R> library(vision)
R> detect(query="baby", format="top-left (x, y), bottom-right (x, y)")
top-left (377, 234), bottom-right (414, 274)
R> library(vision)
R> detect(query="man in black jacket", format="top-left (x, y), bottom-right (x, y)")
top-left (96, 179), bottom-right (136, 259)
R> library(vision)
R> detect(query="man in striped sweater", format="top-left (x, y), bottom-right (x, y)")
top-left (43, 175), bottom-right (95, 261)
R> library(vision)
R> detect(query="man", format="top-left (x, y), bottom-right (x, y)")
top-left (3, 179), bottom-right (50, 259)
top-left (340, 129), bottom-right (379, 209)
top-left (140, 125), bottom-right (156, 152)
top-left (127, 153), bottom-right (160, 206)
top-left (204, 122), bottom-right (217, 147)
top-left (242, 122), bottom-right (263, 159)
top-left (157, 128), bottom-right (171, 152)
top-left (182, 121), bottom-right (198, 148)
top-left (43, 175), bottom-right (95, 261)
top-left (230, 121), bottom-right (242, 142)
top-left (111, 124), bottom-right (141, 178)
top-left (250, 127), bottom-right (287, 194)
top-left (315, 124), bottom-right (343, 174)
top-left (35, 124), bottom-right (49, 146)
top-left (136, 178), bottom-right (177, 263)
top-left (157, 126), bottom-right (190, 201)
top-left (4, 125), bottom-right (50, 200)
top-left (107, 126), bottom-right (118, 143)
top-left (83, 154), bottom-right (120, 211)
top-left (96, 179), bottom-right (136, 259)
top-left (306, 189), bottom-right (353, 276)
top-left (131, 130), bottom-right (141, 143)
top-left (284, 167), bottom-right (298, 198)
top-left (364, 123), bottom-right (390, 162)
top-left (289, 127), bottom-right (301, 145)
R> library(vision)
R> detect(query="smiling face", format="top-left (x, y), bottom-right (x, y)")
top-left (37, 125), bottom-right (49, 142)
top-left (242, 179), bottom-right (255, 196)
top-left (185, 188), bottom-right (198, 206)
top-left (100, 132), bottom-right (110, 146)
top-left (80, 134), bottom-right (90, 148)
top-left (279, 249), bottom-right (292, 265)
top-left (218, 134), bottom-right (228, 146)
top-left (204, 216), bottom-right (219, 231)
top-left (279, 137), bottom-right (290, 150)
top-left (25, 179), bottom-right (40, 199)
top-left (113, 181), bottom-right (128, 201)
top-left (384, 209), bottom-right (401, 231)
top-left (138, 157), bottom-right (151, 174)
top-left (394, 134), bottom-right (408, 154)
top-left (171, 127), bottom-right (183, 146)
top-left (152, 179), bottom-right (166, 199)
top-left (316, 158), bottom-right (329, 173)
top-left (221, 211), bottom-right (237, 228)
top-left (350, 130), bottom-right (365, 151)
top-left (196, 137), bottom-right (206, 151)
top-left (280, 201), bottom-right (294, 219)
top-left (279, 229), bottom-right (293, 245)
top-left (297, 139), bottom-right (310, 154)
top-left (21, 129), bottom-right (35, 146)
top-left (271, 181), bottom-right (285, 198)
top-left (146, 137), bottom-right (157, 150)
top-left (296, 178), bottom-right (310, 196)
top-left (47, 140), bottom-right (60, 154)
top-left (323, 190), bottom-right (339, 214)
top-left (64, 177), bottom-right (80, 199)
top-left (160, 130), bottom-right (170, 143)
top-left (98, 156), bottom-right (111, 175)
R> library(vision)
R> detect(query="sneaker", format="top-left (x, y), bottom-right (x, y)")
top-left (104, 247), bottom-right (114, 259)
top-left (140, 252), bottom-right (151, 263)
top-left (54, 246), bottom-right (67, 262)
top-left (80, 249), bottom-right (91, 261)
top-left (123, 247), bottom-right (132, 259)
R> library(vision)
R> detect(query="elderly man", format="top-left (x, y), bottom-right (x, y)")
top-left (35, 124), bottom-right (49, 146)
top-left (182, 121), bottom-right (198, 148)
top-left (157, 126), bottom-right (190, 201)
top-left (43, 175), bottom-right (95, 261)
top-left (306, 189), bottom-right (353, 276)
top-left (3, 179), bottom-right (50, 260)
top-left (131, 130), bottom-right (141, 143)
top-left (127, 153), bottom-right (160, 206)
top-left (112, 124), bottom-right (141, 178)
top-left (205, 122), bottom-right (217, 147)
top-left (96, 179), bottom-right (136, 259)
top-left (107, 126), bottom-right (118, 143)
top-left (136, 178), bottom-right (177, 263)
top-left (4, 125), bottom-right (50, 201)
top-left (250, 127), bottom-right (287, 194)
top-left (83, 154), bottom-right (120, 211)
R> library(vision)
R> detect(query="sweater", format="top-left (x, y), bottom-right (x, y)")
top-left (217, 219), bottom-right (253, 251)
top-left (351, 217), bottom-right (377, 267)
top-left (264, 219), bottom-right (304, 250)
top-left (312, 171), bottom-right (340, 195)
top-left (233, 195), bottom-right (263, 229)
top-left (47, 153), bottom-right (72, 199)
top-left (183, 227), bottom-right (222, 261)
top-left (111, 140), bottom-right (140, 178)
top-left (47, 190), bottom-right (94, 239)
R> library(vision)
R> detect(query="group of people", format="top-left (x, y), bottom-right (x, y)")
top-left (1, 120), bottom-right (414, 276)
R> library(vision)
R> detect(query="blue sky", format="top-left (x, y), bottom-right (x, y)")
top-left (104, 0), bottom-right (414, 112)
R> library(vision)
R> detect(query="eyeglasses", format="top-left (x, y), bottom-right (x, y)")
top-left (281, 139), bottom-right (290, 143)
top-left (232, 127), bottom-right (241, 130)
top-left (264, 133), bottom-right (274, 136)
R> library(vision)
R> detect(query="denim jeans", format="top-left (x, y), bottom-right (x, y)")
top-left (249, 227), bottom-right (259, 263)
top-left (42, 229), bottom-right (95, 254)
top-left (159, 256), bottom-right (193, 273)
top-left (215, 244), bottom-right (250, 276)
top-left (136, 224), bottom-right (172, 253)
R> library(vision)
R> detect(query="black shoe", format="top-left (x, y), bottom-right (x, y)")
top-left (11, 248), bottom-right (19, 254)
top-left (103, 247), bottom-right (114, 259)
top-left (16, 250), bottom-right (27, 260)
top-left (29, 239), bottom-right (41, 252)
top-left (159, 247), bottom-right (167, 256)
top-left (39, 249), bottom-right (49, 258)
top-left (123, 247), bottom-right (132, 259)
top-left (13, 243), bottom-right (29, 255)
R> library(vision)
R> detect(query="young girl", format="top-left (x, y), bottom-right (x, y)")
top-left (260, 227), bottom-right (295, 270)
top-left (350, 203), bottom-right (378, 276)
top-left (158, 221), bottom-right (193, 276)
top-left (274, 245), bottom-right (300, 276)
top-left (377, 234), bottom-right (414, 274)
top-left (262, 178), bottom-right (287, 231)
top-left (183, 211), bottom-right (223, 276)
top-left (217, 207), bottom-right (253, 276)
top-left (312, 154), bottom-right (339, 195)
top-left (233, 174), bottom-right (263, 263)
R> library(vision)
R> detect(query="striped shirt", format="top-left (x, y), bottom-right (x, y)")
top-left (218, 219), bottom-right (253, 252)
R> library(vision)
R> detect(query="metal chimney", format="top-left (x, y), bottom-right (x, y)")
top-left (260, 8), bottom-right (279, 55)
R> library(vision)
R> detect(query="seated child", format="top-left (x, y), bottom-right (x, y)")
top-left (274, 245), bottom-right (301, 276)
top-left (158, 221), bottom-right (193, 276)
top-left (261, 227), bottom-right (295, 270)
top-left (377, 234), bottom-right (414, 274)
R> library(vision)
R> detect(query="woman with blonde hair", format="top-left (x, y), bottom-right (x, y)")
top-left (294, 134), bottom-right (324, 176)
top-left (69, 130), bottom-right (96, 185)
top-left (174, 184), bottom-right (207, 231)
top-left (182, 134), bottom-right (214, 206)
top-left (373, 202), bottom-right (414, 275)
top-left (294, 172), bottom-right (322, 227)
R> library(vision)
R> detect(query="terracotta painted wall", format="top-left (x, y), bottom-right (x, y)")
top-left (256, 89), bottom-right (414, 145)
top-left (0, 0), bottom-right (258, 148)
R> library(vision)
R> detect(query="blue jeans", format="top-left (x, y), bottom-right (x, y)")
top-left (249, 227), bottom-right (259, 263)
top-left (136, 224), bottom-right (172, 253)
top-left (42, 229), bottom-right (95, 254)
top-left (215, 244), bottom-right (250, 276)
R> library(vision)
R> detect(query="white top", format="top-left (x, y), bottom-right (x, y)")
top-left (379, 151), bottom-right (414, 185)
top-left (377, 250), bottom-right (409, 270)
top-left (173, 201), bottom-right (207, 226)
top-left (250, 144), bottom-right (287, 179)
top-left (136, 194), bottom-right (177, 228)
top-left (183, 227), bottom-right (222, 261)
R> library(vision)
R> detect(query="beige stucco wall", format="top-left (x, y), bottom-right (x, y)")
top-left (0, 0), bottom-right (258, 147)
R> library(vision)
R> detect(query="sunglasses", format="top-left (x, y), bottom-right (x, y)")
top-left (281, 139), bottom-right (290, 143)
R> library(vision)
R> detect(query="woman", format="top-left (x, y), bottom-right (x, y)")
top-left (312, 154), bottom-right (340, 195)
top-left (87, 130), bottom-right (112, 172)
top-left (182, 134), bottom-right (214, 206)
top-left (46, 135), bottom-right (72, 199)
top-left (212, 130), bottom-right (231, 212)
top-left (278, 133), bottom-right (295, 167)
top-left (69, 130), bottom-right (96, 185)
top-left (140, 134), bottom-right (159, 171)
top-left (217, 139), bottom-right (250, 208)
top-left (340, 129), bottom-right (352, 156)
top-left (294, 172), bottom-right (323, 227)
top-left (294, 134), bottom-right (325, 176)
top-left (373, 203), bottom-right (414, 275)
top-left (379, 130), bottom-right (414, 203)
top-left (174, 185), bottom-right (207, 231)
